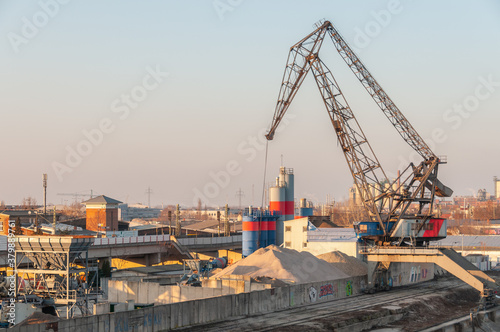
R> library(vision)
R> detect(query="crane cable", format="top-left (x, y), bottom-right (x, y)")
top-left (261, 140), bottom-right (269, 209)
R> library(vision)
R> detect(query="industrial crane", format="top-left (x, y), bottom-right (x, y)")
top-left (266, 20), bottom-right (453, 247)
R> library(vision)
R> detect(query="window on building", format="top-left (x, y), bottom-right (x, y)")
top-left (285, 226), bottom-right (292, 232)
top-left (303, 242), bottom-right (308, 248)
top-left (285, 241), bottom-right (292, 247)
top-left (303, 226), bottom-right (307, 232)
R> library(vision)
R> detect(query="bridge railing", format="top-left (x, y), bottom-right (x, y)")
top-left (91, 234), bottom-right (242, 247)
top-left (177, 235), bottom-right (242, 247)
top-left (93, 234), bottom-right (171, 246)
top-left (0, 234), bottom-right (241, 249)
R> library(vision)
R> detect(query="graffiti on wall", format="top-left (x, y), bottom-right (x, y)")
top-left (346, 281), bottom-right (352, 296)
top-left (309, 286), bottom-right (318, 302)
top-left (410, 266), bottom-right (427, 283)
top-left (319, 283), bottom-right (334, 298)
top-left (113, 312), bottom-right (163, 332)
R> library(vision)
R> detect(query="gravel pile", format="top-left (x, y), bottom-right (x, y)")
top-left (212, 245), bottom-right (348, 284)
top-left (316, 251), bottom-right (368, 277)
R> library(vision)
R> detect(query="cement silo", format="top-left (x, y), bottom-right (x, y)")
top-left (242, 210), bottom-right (278, 257)
top-left (297, 198), bottom-right (313, 218)
top-left (269, 166), bottom-right (294, 245)
top-left (279, 166), bottom-right (295, 221)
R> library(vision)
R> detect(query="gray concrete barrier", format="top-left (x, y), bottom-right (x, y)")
top-left (8, 275), bottom-right (366, 331)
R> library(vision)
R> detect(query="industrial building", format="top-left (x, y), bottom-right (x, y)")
top-left (118, 203), bottom-right (162, 221)
top-left (283, 217), bottom-right (359, 257)
top-left (83, 195), bottom-right (121, 233)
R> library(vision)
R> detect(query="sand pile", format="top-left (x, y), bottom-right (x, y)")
top-left (212, 245), bottom-right (348, 284)
top-left (316, 251), bottom-right (368, 277)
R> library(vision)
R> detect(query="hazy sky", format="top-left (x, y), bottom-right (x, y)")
top-left (1, 0), bottom-right (499, 208)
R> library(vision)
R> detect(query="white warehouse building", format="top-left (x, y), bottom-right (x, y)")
top-left (283, 217), bottom-right (359, 258)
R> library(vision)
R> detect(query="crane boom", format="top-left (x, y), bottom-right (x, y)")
top-left (309, 56), bottom-right (389, 233)
top-left (266, 22), bottom-right (328, 141)
top-left (325, 23), bottom-right (434, 160)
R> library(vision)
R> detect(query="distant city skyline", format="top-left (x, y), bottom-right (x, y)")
top-left (1, 1), bottom-right (499, 208)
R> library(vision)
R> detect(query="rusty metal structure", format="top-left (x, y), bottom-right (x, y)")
top-left (266, 20), bottom-right (452, 246)
top-left (14, 236), bottom-right (98, 318)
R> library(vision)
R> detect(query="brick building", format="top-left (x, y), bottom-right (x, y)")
top-left (83, 195), bottom-right (122, 232)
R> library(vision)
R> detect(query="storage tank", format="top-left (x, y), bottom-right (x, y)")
top-left (269, 167), bottom-right (295, 245)
top-left (298, 207), bottom-right (313, 218)
top-left (242, 216), bottom-right (259, 257)
top-left (267, 212), bottom-right (277, 246)
top-left (299, 198), bottom-right (307, 208)
top-left (279, 167), bottom-right (295, 221)
top-left (269, 180), bottom-right (286, 216)
top-left (269, 184), bottom-right (286, 245)
top-left (296, 198), bottom-right (313, 218)
top-left (258, 214), bottom-right (268, 249)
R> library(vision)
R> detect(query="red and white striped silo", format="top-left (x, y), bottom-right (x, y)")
top-left (269, 166), bottom-right (294, 245)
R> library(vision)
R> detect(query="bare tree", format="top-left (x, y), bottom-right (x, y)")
top-left (21, 197), bottom-right (37, 209)
top-left (61, 202), bottom-right (85, 218)
top-left (197, 199), bottom-right (202, 220)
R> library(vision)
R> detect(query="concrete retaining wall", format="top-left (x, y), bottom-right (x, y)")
top-left (388, 262), bottom-right (435, 287)
top-left (108, 274), bottom-right (271, 305)
top-left (5, 275), bottom-right (366, 332)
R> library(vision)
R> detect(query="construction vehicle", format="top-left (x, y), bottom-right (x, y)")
top-left (265, 20), bottom-right (498, 304)
top-left (265, 20), bottom-right (452, 247)
top-left (180, 258), bottom-right (227, 286)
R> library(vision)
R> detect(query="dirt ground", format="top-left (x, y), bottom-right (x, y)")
top-left (271, 281), bottom-right (483, 331)
top-left (374, 287), bottom-right (480, 331)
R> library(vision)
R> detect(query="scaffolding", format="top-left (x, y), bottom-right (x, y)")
top-left (14, 236), bottom-right (98, 318)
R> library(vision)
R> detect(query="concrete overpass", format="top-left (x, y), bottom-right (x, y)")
top-left (0, 234), bottom-right (242, 267)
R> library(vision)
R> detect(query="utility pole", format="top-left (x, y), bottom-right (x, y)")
top-left (217, 210), bottom-right (221, 237)
top-left (53, 206), bottom-right (57, 235)
top-left (224, 204), bottom-right (230, 237)
top-left (168, 210), bottom-right (172, 235)
top-left (42, 174), bottom-right (48, 215)
top-left (145, 187), bottom-right (153, 207)
top-left (252, 184), bottom-right (255, 206)
top-left (175, 204), bottom-right (181, 237)
top-left (235, 188), bottom-right (244, 210)
top-left (35, 212), bottom-right (39, 235)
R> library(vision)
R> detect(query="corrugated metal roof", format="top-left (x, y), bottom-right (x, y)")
top-left (431, 235), bottom-right (500, 249)
top-left (129, 224), bottom-right (165, 231)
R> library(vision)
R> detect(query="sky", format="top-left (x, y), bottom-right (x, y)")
top-left (1, 0), bottom-right (499, 208)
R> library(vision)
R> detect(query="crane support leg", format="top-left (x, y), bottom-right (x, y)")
top-left (361, 247), bottom-right (497, 297)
